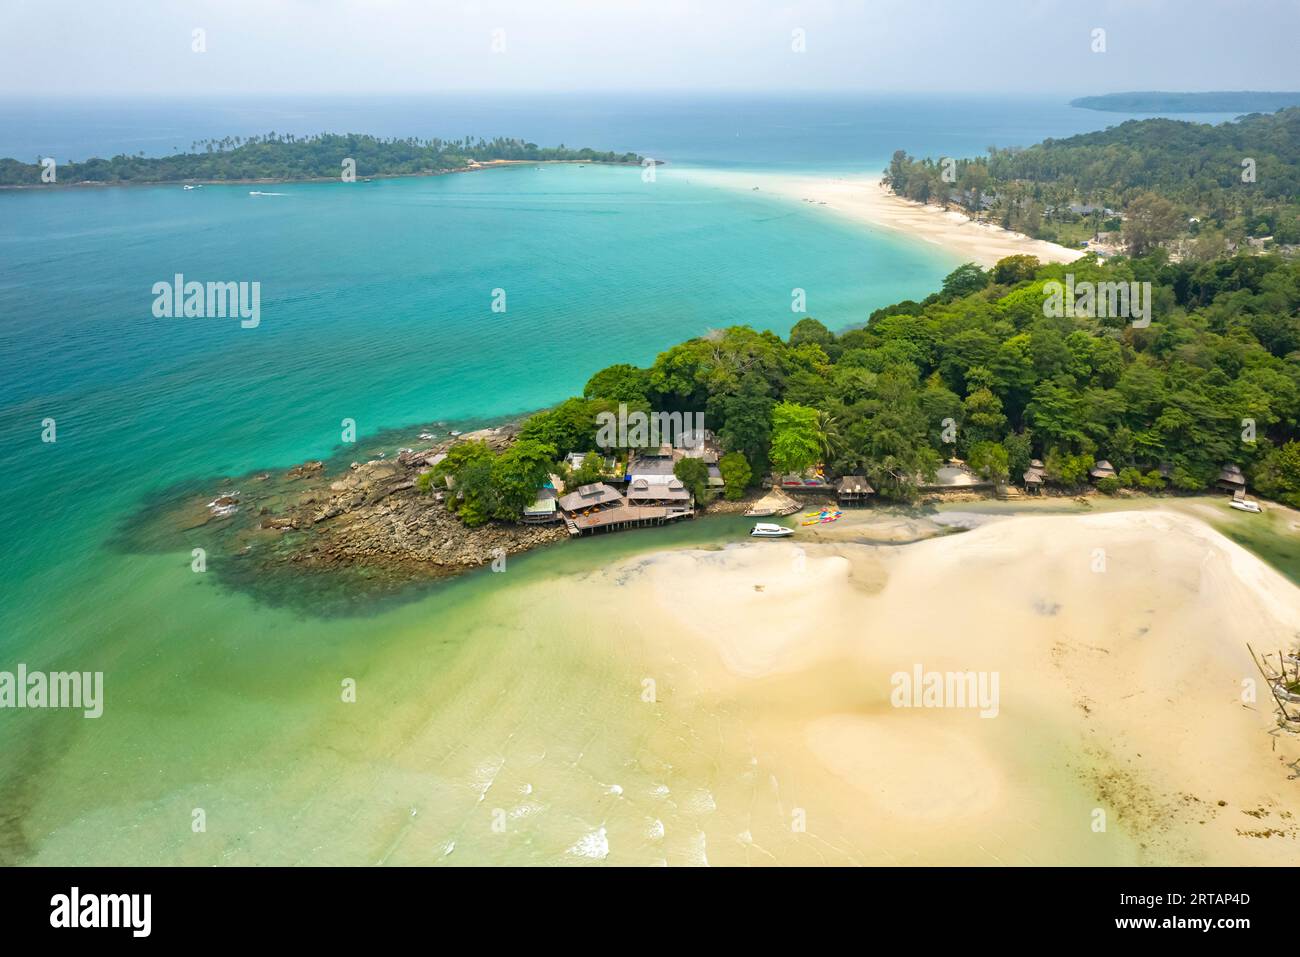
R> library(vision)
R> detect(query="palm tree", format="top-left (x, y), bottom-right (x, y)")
top-left (814, 410), bottom-right (844, 467)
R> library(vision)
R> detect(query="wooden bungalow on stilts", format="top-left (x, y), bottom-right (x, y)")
top-left (1089, 460), bottom-right (1116, 483)
top-left (836, 475), bottom-right (875, 507)
top-left (1023, 459), bottom-right (1046, 493)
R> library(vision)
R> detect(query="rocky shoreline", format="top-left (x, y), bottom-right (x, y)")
top-left (178, 419), bottom-right (1140, 587)
top-left (163, 419), bottom-right (780, 596)
top-left (212, 426), bottom-right (569, 579)
top-left (162, 424), bottom-right (1236, 614)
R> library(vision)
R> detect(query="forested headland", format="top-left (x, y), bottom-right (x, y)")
top-left (1070, 92), bottom-right (1300, 113)
top-left (428, 250), bottom-right (1300, 526)
top-left (883, 108), bottom-right (1300, 254)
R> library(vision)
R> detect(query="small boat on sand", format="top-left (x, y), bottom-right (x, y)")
top-left (1229, 498), bottom-right (1262, 513)
top-left (750, 523), bottom-right (793, 538)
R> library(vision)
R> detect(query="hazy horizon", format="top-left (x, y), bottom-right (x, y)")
top-left (7, 88), bottom-right (1300, 101)
top-left (5, 0), bottom-right (1299, 97)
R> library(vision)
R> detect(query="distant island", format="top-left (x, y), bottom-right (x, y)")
top-left (1071, 91), bottom-right (1300, 113)
top-left (0, 132), bottom-right (645, 187)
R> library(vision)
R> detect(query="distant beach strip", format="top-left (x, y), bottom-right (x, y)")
top-left (682, 168), bottom-right (1084, 269)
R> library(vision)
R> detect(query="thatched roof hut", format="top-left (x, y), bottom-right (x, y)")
top-left (838, 475), bottom-right (874, 493)
top-left (837, 475), bottom-right (875, 504)
top-left (1023, 459), bottom-right (1046, 487)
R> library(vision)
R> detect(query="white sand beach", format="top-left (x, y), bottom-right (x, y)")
top-left (683, 168), bottom-right (1086, 269)
top-left (551, 506), bottom-right (1300, 864)
top-left (24, 504), bottom-right (1300, 866)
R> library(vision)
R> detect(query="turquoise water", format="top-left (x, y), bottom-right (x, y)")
top-left (1, 157), bottom-right (961, 864)
top-left (1, 163), bottom-right (951, 599)
top-left (0, 95), bottom-right (1251, 864)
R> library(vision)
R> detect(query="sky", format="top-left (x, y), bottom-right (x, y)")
top-left (3, 0), bottom-right (1299, 97)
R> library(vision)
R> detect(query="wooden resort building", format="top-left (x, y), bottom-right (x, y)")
top-left (557, 482), bottom-right (622, 512)
top-left (521, 487), bottom-right (560, 524)
top-left (1023, 459), bottom-right (1046, 493)
top-left (836, 475), bottom-right (875, 506)
top-left (1089, 460), bottom-right (1116, 482)
top-left (626, 476), bottom-right (694, 517)
top-left (1216, 463), bottom-right (1246, 494)
top-left (556, 481), bottom-right (692, 537)
top-left (704, 458), bottom-right (725, 491)
top-left (627, 445), bottom-right (676, 479)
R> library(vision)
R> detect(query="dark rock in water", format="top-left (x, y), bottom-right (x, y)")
top-left (285, 460), bottom-right (325, 480)
top-left (122, 413), bottom-right (571, 615)
top-left (207, 492), bottom-right (240, 518)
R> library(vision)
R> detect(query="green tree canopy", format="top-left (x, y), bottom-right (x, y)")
top-left (718, 451), bottom-right (752, 499)
top-left (940, 263), bottom-right (991, 301)
top-left (583, 364), bottom-right (650, 404)
top-left (673, 457), bottom-right (711, 505)
top-left (769, 402), bottom-right (822, 475)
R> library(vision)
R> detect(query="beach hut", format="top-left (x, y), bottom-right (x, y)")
top-left (521, 487), bottom-right (560, 524)
top-left (1089, 460), bottom-right (1116, 482)
top-left (1023, 459), bottom-right (1046, 493)
top-left (1216, 463), bottom-right (1246, 494)
top-left (626, 476), bottom-right (693, 516)
top-left (837, 475), bottom-right (875, 506)
top-left (557, 483), bottom-right (623, 514)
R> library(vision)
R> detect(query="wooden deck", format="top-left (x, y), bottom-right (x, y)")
top-left (563, 502), bottom-right (678, 536)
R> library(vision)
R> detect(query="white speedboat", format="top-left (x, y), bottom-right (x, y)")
top-left (750, 523), bottom-right (793, 538)
top-left (1229, 499), bottom-right (1262, 513)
